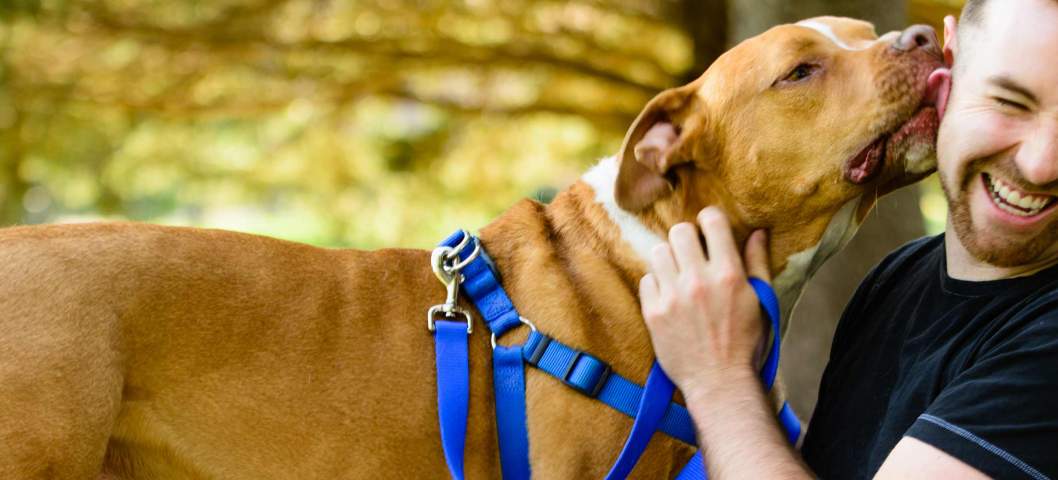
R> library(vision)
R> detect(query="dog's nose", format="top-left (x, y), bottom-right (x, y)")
top-left (894, 24), bottom-right (940, 55)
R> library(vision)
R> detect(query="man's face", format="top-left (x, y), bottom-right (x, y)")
top-left (938, 0), bottom-right (1058, 267)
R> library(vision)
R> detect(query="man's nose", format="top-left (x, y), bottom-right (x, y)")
top-left (1015, 123), bottom-right (1058, 186)
top-left (893, 24), bottom-right (941, 57)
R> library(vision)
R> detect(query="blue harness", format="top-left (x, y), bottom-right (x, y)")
top-left (428, 230), bottom-right (801, 479)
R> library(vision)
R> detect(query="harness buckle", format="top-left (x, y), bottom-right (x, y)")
top-left (561, 351), bottom-right (612, 398)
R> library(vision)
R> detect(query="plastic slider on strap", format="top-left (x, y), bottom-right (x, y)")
top-left (522, 331), bottom-right (614, 399)
top-left (562, 351), bottom-right (612, 398)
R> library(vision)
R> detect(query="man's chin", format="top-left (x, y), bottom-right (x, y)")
top-left (957, 232), bottom-right (1048, 267)
top-left (951, 212), bottom-right (1058, 268)
top-left (943, 166), bottom-right (1058, 269)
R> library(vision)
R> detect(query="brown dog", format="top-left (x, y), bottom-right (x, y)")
top-left (0, 17), bottom-right (946, 479)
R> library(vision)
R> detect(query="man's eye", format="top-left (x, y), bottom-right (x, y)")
top-left (780, 64), bottom-right (819, 84)
top-left (994, 97), bottom-right (1030, 111)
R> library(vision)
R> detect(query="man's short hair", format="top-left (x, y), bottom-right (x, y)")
top-left (960, 0), bottom-right (988, 26)
top-left (963, 0), bottom-right (1058, 26)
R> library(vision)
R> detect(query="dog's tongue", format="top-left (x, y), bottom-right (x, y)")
top-left (846, 138), bottom-right (885, 184)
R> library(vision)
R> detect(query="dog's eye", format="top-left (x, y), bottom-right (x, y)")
top-left (780, 64), bottom-right (819, 84)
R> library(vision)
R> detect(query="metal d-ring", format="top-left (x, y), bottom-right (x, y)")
top-left (450, 229), bottom-right (473, 255)
top-left (490, 316), bottom-right (537, 350)
top-left (446, 237), bottom-right (482, 274)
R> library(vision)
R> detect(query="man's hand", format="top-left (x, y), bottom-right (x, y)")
top-left (638, 207), bottom-right (771, 399)
top-left (637, 207), bottom-right (812, 478)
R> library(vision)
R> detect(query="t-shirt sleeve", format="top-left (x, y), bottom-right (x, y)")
top-left (905, 312), bottom-right (1058, 479)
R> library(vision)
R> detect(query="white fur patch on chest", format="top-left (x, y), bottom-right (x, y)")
top-left (797, 20), bottom-right (874, 52)
top-left (772, 197), bottom-right (865, 327)
top-left (580, 157), bottom-right (666, 265)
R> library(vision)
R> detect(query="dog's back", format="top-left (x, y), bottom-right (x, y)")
top-left (0, 223), bottom-right (507, 478)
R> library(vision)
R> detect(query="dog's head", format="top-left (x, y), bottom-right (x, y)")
top-left (614, 17), bottom-right (949, 306)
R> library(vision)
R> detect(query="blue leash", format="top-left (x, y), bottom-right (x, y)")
top-left (429, 231), bottom-right (800, 479)
top-left (604, 361), bottom-right (675, 479)
top-left (606, 278), bottom-right (790, 480)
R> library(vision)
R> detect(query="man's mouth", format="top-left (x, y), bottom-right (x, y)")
top-left (983, 173), bottom-right (1058, 218)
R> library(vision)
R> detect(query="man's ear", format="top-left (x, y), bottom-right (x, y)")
top-left (615, 85), bottom-right (697, 212)
top-left (943, 15), bottom-right (958, 68)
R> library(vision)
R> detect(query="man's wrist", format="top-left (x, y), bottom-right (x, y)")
top-left (681, 364), bottom-right (761, 406)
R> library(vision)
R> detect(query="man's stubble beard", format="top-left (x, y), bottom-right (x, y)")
top-left (940, 160), bottom-right (1058, 267)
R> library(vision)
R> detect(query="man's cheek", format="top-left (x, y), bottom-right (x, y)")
top-left (966, 110), bottom-right (1022, 154)
top-left (942, 112), bottom-right (1019, 176)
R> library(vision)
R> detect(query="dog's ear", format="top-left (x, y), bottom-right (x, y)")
top-left (615, 85), bottom-right (696, 212)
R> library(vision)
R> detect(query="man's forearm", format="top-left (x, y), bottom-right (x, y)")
top-left (685, 368), bottom-right (813, 479)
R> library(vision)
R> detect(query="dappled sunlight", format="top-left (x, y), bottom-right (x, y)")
top-left (0, 0), bottom-right (959, 248)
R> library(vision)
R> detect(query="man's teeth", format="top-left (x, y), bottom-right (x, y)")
top-left (987, 174), bottom-right (1055, 216)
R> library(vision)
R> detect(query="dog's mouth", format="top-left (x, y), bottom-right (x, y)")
top-left (844, 68), bottom-right (947, 185)
top-left (845, 107), bottom-right (939, 184)
top-left (845, 132), bottom-right (891, 184)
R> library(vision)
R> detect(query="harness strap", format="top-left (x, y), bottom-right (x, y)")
top-left (522, 330), bottom-right (698, 445)
top-left (437, 230), bottom-right (534, 479)
top-left (675, 453), bottom-right (707, 480)
top-left (434, 320), bottom-right (471, 480)
top-left (779, 402), bottom-right (802, 445)
top-left (493, 345), bottom-right (532, 480)
top-left (604, 361), bottom-right (676, 480)
top-left (751, 277), bottom-right (782, 392)
top-left (431, 230), bottom-right (801, 480)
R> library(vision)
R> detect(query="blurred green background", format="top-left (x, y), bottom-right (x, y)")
top-left (0, 0), bottom-right (960, 247)
top-left (0, 0), bottom-right (965, 416)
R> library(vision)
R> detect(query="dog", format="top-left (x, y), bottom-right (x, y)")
top-left (0, 16), bottom-right (947, 479)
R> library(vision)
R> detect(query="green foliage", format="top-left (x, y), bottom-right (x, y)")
top-left (0, 0), bottom-right (698, 248)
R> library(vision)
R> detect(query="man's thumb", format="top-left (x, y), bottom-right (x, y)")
top-left (744, 229), bottom-right (771, 282)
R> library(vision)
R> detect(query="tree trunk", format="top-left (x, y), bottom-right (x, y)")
top-left (678, 0), bottom-right (729, 84)
top-left (726, 0), bottom-right (923, 420)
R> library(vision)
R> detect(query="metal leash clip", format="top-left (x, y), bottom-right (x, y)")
top-left (427, 230), bottom-right (480, 333)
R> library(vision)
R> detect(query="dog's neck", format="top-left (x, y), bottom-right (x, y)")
top-left (577, 156), bottom-right (866, 335)
top-left (474, 156), bottom-right (864, 375)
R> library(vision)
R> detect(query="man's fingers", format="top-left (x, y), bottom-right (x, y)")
top-left (639, 273), bottom-right (660, 306)
top-left (743, 229), bottom-right (772, 282)
top-left (650, 243), bottom-right (680, 290)
top-left (668, 222), bottom-right (708, 271)
top-left (697, 207), bottom-right (742, 271)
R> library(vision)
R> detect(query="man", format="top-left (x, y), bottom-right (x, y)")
top-left (640, 0), bottom-right (1058, 478)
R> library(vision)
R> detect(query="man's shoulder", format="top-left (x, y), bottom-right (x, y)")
top-left (879, 234), bottom-right (944, 273)
top-left (859, 234), bottom-right (944, 295)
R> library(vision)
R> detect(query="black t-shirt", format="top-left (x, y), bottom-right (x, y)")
top-left (802, 235), bottom-right (1058, 479)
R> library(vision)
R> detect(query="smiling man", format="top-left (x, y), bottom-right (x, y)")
top-left (640, 0), bottom-right (1058, 478)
